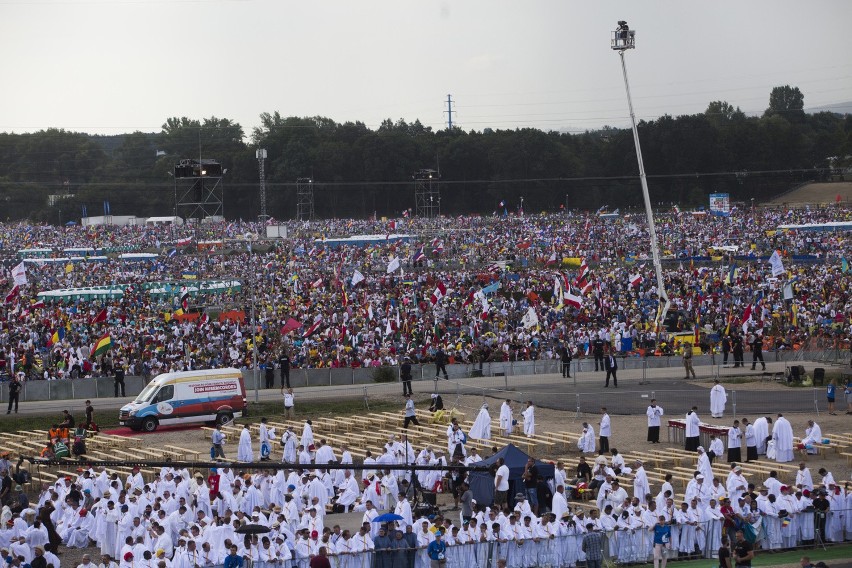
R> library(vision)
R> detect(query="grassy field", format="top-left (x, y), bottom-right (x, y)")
top-left (684, 543), bottom-right (852, 568)
top-left (0, 398), bottom-right (397, 435)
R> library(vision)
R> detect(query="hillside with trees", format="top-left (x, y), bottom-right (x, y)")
top-left (0, 86), bottom-right (849, 222)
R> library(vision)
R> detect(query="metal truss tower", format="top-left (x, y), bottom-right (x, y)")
top-left (296, 177), bottom-right (315, 221)
top-left (413, 169), bottom-right (440, 218)
top-left (173, 159), bottom-right (224, 220)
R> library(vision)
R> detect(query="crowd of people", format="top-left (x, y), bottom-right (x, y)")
top-left (1, 402), bottom-right (851, 568)
top-left (1, 204), bottom-right (850, 389)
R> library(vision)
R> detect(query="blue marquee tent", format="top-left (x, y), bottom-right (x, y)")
top-left (468, 444), bottom-right (555, 508)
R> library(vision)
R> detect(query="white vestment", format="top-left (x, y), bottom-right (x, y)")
top-left (521, 406), bottom-right (535, 437)
top-left (801, 423), bottom-right (822, 448)
top-left (578, 427), bottom-right (595, 453)
top-left (499, 402), bottom-right (513, 435)
top-left (709, 384), bottom-right (727, 418)
top-left (772, 417), bottom-right (794, 462)
top-left (301, 423), bottom-right (314, 449)
top-left (753, 417), bottom-right (770, 454)
top-left (237, 428), bottom-right (254, 462)
top-left (469, 406), bottom-right (492, 440)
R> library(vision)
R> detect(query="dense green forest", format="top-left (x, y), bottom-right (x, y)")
top-left (0, 86), bottom-right (849, 222)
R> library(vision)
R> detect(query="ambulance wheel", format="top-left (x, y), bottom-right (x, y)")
top-left (141, 417), bottom-right (158, 432)
top-left (216, 412), bottom-right (233, 426)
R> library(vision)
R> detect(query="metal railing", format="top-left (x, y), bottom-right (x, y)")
top-left (225, 512), bottom-right (852, 567)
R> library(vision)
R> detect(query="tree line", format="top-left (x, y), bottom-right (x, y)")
top-left (0, 86), bottom-right (849, 222)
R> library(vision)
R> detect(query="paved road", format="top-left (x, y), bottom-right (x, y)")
top-left (2, 360), bottom-right (832, 420)
top-left (444, 360), bottom-right (828, 417)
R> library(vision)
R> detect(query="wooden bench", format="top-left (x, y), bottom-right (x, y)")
top-left (163, 445), bottom-right (201, 460)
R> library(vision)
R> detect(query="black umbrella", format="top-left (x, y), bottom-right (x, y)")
top-left (235, 523), bottom-right (271, 535)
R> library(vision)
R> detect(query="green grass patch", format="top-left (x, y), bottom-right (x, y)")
top-left (683, 543), bottom-right (852, 568)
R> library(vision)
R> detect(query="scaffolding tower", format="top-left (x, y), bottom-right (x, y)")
top-left (413, 169), bottom-right (440, 218)
top-left (296, 177), bottom-right (314, 221)
top-left (173, 159), bottom-right (224, 220)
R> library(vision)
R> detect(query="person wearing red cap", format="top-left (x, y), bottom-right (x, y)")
top-left (66, 507), bottom-right (94, 549)
top-left (119, 551), bottom-right (134, 568)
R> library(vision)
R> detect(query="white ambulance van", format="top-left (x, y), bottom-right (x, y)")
top-left (119, 368), bottom-right (246, 432)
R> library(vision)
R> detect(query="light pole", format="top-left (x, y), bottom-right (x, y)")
top-left (612, 21), bottom-right (670, 330)
top-left (248, 235), bottom-right (260, 403)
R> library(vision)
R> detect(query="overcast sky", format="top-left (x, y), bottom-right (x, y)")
top-left (1, 0), bottom-right (850, 137)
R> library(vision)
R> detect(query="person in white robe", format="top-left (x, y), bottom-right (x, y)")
top-left (258, 420), bottom-right (275, 461)
top-left (336, 471), bottom-right (360, 512)
top-left (237, 425), bottom-right (254, 462)
top-left (99, 503), bottom-right (120, 557)
top-left (67, 509), bottom-right (95, 548)
top-left (685, 407), bottom-right (701, 452)
top-left (469, 404), bottom-right (491, 440)
top-left (577, 423), bottom-right (596, 454)
top-left (301, 420), bottom-right (315, 450)
top-left (799, 420), bottom-right (822, 455)
top-left (709, 380), bottom-right (727, 418)
top-left (314, 440), bottom-right (336, 466)
top-left (281, 427), bottom-right (298, 463)
top-left (632, 461), bottom-right (650, 503)
top-left (521, 401), bottom-right (535, 437)
top-left (499, 400), bottom-right (514, 436)
top-left (551, 486), bottom-right (569, 523)
top-left (393, 495), bottom-right (413, 531)
top-left (753, 416), bottom-right (772, 455)
top-left (771, 414), bottom-right (794, 463)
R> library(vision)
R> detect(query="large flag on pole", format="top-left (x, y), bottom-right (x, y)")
top-left (11, 262), bottom-right (27, 286)
top-left (280, 318), bottom-right (300, 334)
top-left (351, 270), bottom-right (365, 286)
top-left (386, 257), bottom-right (400, 274)
top-left (768, 250), bottom-right (785, 277)
top-left (90, 308), bottom-right (107, 325)
top-left (430, 281), bottom-right (447, 305)
top-left (565, 288), bottom-right (583, 309)
top-left (303, 317), bottom-right (324, 338)
top-left (4, 285), bottom-right (20, 304)
top-left (521, 307), bottom-right (539, 329)
top-left (91, 334), bottom-right (112, 358)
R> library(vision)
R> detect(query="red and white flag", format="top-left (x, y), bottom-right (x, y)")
top-left (545, 251), bottom-right (557, 266)
top-left (565, 289), bottom-right (583, 309)
top-left (303, 317), bottom-right (324, 338)
top-left (463, 290), bottom-right (475, 308)
top-left (478, 292), bottom-right (490, 320)
top-left (11, 262), bottom-right (27, 286)
top-left (430, 281), bottom-right (447, 305)
top-left (4, 285), bottom-right (20, 304)
top-left (629, 273), bottom-right (642, 287)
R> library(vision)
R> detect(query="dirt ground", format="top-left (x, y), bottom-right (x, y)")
top-left (770, 181), bottom-right (852, 204)
top-left (53, 389), bottom-right (851, 566)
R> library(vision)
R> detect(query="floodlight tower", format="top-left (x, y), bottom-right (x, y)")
top-left (612, 20), bottom-right (670, 329)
